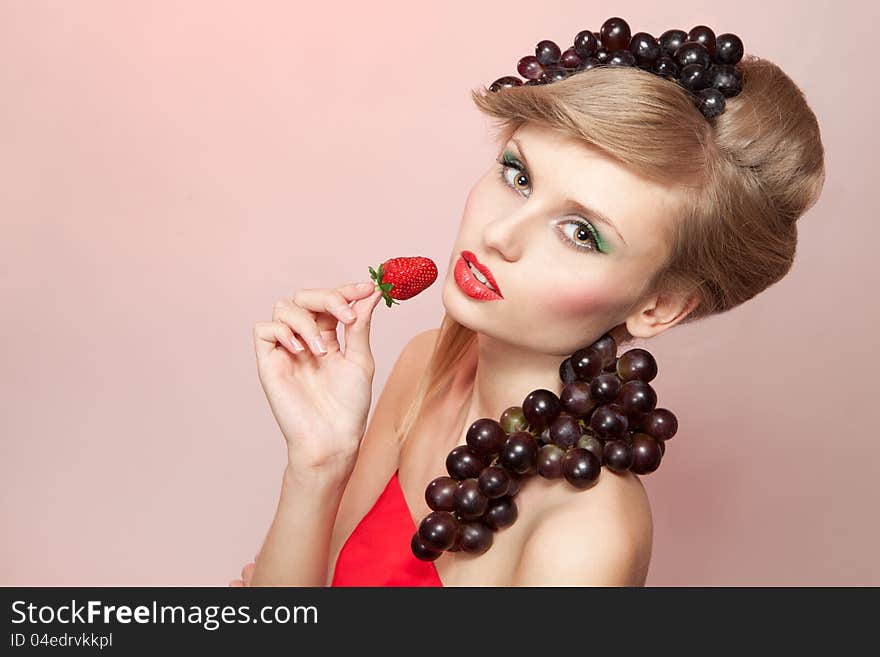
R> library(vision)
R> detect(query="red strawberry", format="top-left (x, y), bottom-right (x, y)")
top-left (368, 256), bottom-right (438, 307)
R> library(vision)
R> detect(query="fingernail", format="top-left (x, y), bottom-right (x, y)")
top-left (311, 336), bottom-right (327, 354)
top-left (289, 337), bottom-right (304, 352)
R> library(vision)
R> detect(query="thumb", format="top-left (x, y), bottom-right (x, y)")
top-left (343, 287), bottom-right (384, 371)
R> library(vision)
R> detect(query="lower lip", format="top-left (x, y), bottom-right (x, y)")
top-left (454, 255), bottom-right (503, 301)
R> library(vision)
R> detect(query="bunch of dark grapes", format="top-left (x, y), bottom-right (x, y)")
top-left (411, 332), bottom-right (678, 561)
top-left (487, 16), bottom-right (744, 119)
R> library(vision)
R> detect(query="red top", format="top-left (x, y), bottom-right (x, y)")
top-left (331, 468), bottom-right (443, 587)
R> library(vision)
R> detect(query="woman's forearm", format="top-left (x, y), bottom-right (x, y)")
top-left (250, 461), bottom-right (352, 586)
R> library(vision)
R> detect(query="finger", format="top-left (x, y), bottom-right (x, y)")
top-left (342, 288), bottom-right (384, 373)
top-left (293, 282), bottom-right (377, 332)
top-left (253, 321), bottom-right (306, 361)
top-left (272, 301), bottom-right (338, 357)
top-left (241, 561), bottom-right (256, 584)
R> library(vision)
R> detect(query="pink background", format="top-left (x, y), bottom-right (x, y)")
top-left (2, 1), bottom-right (877, 586)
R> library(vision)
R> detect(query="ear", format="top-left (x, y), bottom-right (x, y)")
top-left (624, 290), bottom-right (701, 339)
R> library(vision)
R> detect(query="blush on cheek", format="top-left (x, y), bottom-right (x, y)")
top-left (539, 281), bottom-right (619, 322)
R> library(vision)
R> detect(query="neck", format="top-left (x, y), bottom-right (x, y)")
top-left (449, 324), bottom-right (631, 448)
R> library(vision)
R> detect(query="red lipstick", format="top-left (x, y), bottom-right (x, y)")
top-left (454, 250), bottom-right (503, 301)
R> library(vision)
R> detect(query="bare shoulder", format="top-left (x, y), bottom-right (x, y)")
top-left (512, 471), bottom-right (654, 586)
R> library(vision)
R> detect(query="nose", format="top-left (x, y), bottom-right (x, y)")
top-left (482, 210), bottom-right (532, 262)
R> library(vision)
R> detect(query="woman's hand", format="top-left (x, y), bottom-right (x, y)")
top-left (253, 281), bottom-right (384, 472)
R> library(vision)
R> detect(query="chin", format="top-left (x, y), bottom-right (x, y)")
top-left (440, 275), bottom-right (483, 332)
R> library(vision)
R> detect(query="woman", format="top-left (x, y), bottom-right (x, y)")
top-left (230, 30), bottom-right (825, 586)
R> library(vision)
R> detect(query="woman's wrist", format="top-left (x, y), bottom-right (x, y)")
top-left (284, 452), bottom-right (357, 490)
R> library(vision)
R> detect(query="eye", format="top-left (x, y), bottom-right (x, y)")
top-left (496, 155), bottom-right (531, 197)
top-left (557, 219), bottom-right (601, 253)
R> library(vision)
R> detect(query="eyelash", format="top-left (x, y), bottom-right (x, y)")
top-left (494, 154), bottom-right (603, 254)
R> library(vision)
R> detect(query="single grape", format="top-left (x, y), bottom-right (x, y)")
top-left (570, 347), bottom-right (603, 380)
top-left (562, 447), bottom-right (601, 489)
top-left (459, 521), bottom-right (494, 555)
top-left (559, 357), bottom-right (577, 384)
top-left (590, 333), bottom-right (618, 369)
top-left (658, 29), bottom-right (688, 58)
top-left (603, 440), bottom-right (634, 472)
top-left (600, 16), bottom-right (631, 51)
top-left (696, 88), bottom-right (725, 118)
top-left (549, 412), bottom-right (582, 449)
top-left (453, 478), bottom-right (490, 519)
top-left (466, 418), bottom-right (507, 457)
top-left (484, 495), bottom-right (518, 529)
top-left (590, 373), bottom-right (621, 404)
top-left (577, 434), bottom-right (604, 464)
top-left (478, 465), bottom-right (511, 498)
top-left (642, 408), bottom-right (678, 441)
top-left (522, 389), bottom-right (562, 431)
top-left (688, 25), bottom-right (716, 57)
top-left (589, 404), bottom-right (629, 439)
top-left (560, 46), bottom-right (583, 69)
top-left (680, 63), bottom-right (711, 91)
top-left (618, 380), bottom-right (658, 415)
top-left (714, 33), bottom-right (744, 65)
top-left (616, 348), bottom-right (658, 382)
top-left (595, 48), bottom-right (610, 64)
top-left (629, 32), bottom-right (660, 67)
top-left (489, 76), bottom-right (523, 92)
top-left (560, 380), bottom-right (596, 417)
top-left (535, 39), bottom-right (562, 66)
top-left (418, 511), bottom-right (459, 552)
top-left (446, 444), bottom-right (486, 480)
top-left (411, 532), bottom-right (443, 561)
top-left (574, 29), bottom-right (599, 58)
top-left (500, 431), bottom-right (539, 474)
top-left (631, 435), bottom-right (662, 474)
top-left (653, 55), bottom-right (680, 79)
top-left (425, 475), bottom-right (458, 512)
top-left (517, 55), bottom-right (544, 80)
top-left (500, 406), bottom-right (529, 434)
top-left (537, 444), bottom-right (566, 478)
top-left (607, 50), bottom-right (636, 67)
top-left (673, 41), bottom-right (712, 69)
top-left (708, 64), bottom-right (743, 97)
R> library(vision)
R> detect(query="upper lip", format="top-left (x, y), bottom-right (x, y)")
top-left (461, 250), bottom-right (503, 296)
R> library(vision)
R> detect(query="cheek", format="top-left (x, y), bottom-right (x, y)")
top-left (536, 276), bottom-right (623, 322)
top-left (460, 172), bottom-right (506, 230)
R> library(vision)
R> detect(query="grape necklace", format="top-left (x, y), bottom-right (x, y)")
top-left (410, 331), bottom-right (677, 559)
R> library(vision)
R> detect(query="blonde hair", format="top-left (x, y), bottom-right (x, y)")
top-left (397, 55), bottom-right (826, 446)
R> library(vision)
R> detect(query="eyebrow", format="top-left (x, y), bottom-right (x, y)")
top-left (510, 137), bottom-right (627, 246)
